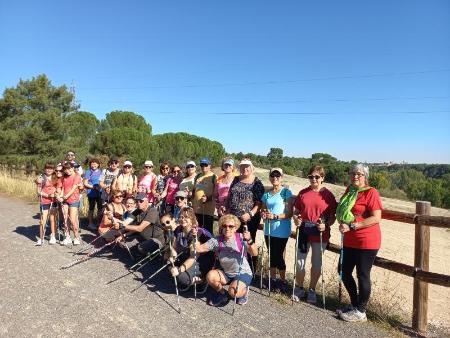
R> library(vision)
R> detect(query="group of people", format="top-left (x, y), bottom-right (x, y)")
top-left (35, 151), bottom-right (383, 323)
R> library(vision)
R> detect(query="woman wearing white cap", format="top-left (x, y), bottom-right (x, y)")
top-left (138, 160), bottom-right (157, 204)
top-left (214, 157), bottom-right (236, 217)
top-left (179, 160), bottom-right (197, 202)
top-left (112, 160), bottom-right (137, 198)
top-left (261, 168), bottom-right (294, 293)
top-left (226, 158), bottom-right (264, 270)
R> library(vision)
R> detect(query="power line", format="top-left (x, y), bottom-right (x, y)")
top-left (79, 69), bottom-right (450, 90)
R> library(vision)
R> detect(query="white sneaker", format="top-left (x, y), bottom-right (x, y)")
top-left (62, 236), bottom-right (72, 246)
top-left (292, 287), bottom-right (305, 302)
top-left (306, 289), bottom-right (317, 304)
top-left (73, 238), bottom-right (81, 245)
top-left (49, 235), bottom-right (56, 245)
top-left (336, 304), bottom-right (354, 316)
top-left (340, 308), bottom-right (367, 322)
top-left (35, 238), bottom-right (43, 246)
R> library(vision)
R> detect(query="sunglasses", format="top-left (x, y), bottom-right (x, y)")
top-left (123, 165), bottom-right (132, 168)
top-left (114, 195), bottom-right (123, 198)
top-left (222, 224), bottom-right (235, 229)
top-left (173, 170), bottom-right (181, 173)
top-left (161, 167), bottom-right (169, 170)
top-left (200, 163), bottom-right (209, 167)
top-left (110, 161), bottom-right (119, 165)
top-left (136, 199), bottom-right (145, 203)
top-left (144, 166), bottom-right (153, 169)
top-left (269, 173), bottom-right (281, 178)
top-left (67, 153), bottom-right (75, 157)
top-left (308, 175), bottom-right (322, 180)
top-left (186, 165), bottom-right (195, 169)
top-left (175, 197), bottom-right (185, 201)
top-left (223, 163), bottom-right (233, 167)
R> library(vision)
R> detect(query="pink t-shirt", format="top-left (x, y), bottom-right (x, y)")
top-left (216, 175), bottom-right (232, 206)
top-left (62, 174), bottom-right (82, 204)
top-left (138, 173), bottom-right (157, 202)
top-left (165, 177), bottom-right (180, 205)
top-left (39, 175), bottom-right (58, 205)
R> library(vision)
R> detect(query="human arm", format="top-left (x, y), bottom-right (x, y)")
top-left (339, 209), bottom-right (381, 233)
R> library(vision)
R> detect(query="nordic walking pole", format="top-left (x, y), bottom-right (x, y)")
top-left (193, 233), bottom-right (198, 301)
top-left (260, 219), bottom-right (265, 293)
top-left (232, 227), bottom-right (247, 316)
top-left (168, 230), bottom-right (181, 313)
top-left (268, 218), bottom-right (271, 296)
top-left (339, 233), bottom-right (344, 305)
top-left (291, 225), bottom-right (300, 306)
top-left (319, 230), bottom-right (326, 310)
top-left (60, 240), bottom-right (116, 269)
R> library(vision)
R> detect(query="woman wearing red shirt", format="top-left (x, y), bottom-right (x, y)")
top-left (337, 163), bottom-right (382, 322)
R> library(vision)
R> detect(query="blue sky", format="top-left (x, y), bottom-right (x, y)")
top-left (1, 0), bottom-right (449, 163)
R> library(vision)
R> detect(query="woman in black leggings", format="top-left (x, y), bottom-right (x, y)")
top-left (337, 163), bottom-right (382, 322)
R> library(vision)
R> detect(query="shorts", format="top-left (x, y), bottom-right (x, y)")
top-left (64, 201), bottom-right (80, 208)
top-left (224, 272), bottom-right (253, 286)
top-left (40, 204), bottom-right (54, 211)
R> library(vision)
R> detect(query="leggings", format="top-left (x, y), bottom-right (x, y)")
top-left (264, 236), bottom-right (289, 270)
top-left (341, 247), bottom-right (378, 313)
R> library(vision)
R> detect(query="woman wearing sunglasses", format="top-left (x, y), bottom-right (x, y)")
top-left (179, 161), bottom-right (197, 201)
top-left (112, 160), bottom-right (137, 198)
top-left (293, 165), bottom-right (337, 303)
top-left (261, 168), bottom-right (294, 293)
top-left (165, 207), bottom-right (214, 290)
top-left (98, 190), bottom-right (126, 242)
top-left (160, 165), bottom-right (183, 214)
top-left (194, 214), bottom-right (258, 307)
top-left (138, 160), bottom-right (157, 204)
top-left (214, 158), bottom-right (236, 217)
top-left (336, 164), bottom-right (382, 322)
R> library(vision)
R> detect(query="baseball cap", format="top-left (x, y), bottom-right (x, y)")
top-left (144, 160), bottom-right (154, 167)
top-left (185, 160), bottom-right (196, 168)
top-left (223, 159), bottom-right (234, 166)
top-left (109, 156), bottom-right (119, 163)
top-left (123, 160), bottom-right (133, 167)
top-left (200, 158), bottom-right (211, 165)
top-left (135, 192), bottom-right (148, 201)
top-left (239, 159), bottom-right (253, 166)
top-left (175, 190), bottom-right (187, 198)
top-left (270, 168), bottom-right (283, 175)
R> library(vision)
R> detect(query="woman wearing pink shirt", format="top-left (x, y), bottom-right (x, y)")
top-left (214, 158), bottom-right (235, 217)
top-left (161, 164), bottom-right (183, 214)
top-left (138, 160), bottom-right (157, 204)
top-left (58, 162), bottom-right (83, 246)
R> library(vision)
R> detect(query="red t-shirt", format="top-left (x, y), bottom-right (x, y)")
top-left (38, 175), bottom-right (58, 205)
top-left (62, 174), bottom-right (82, 204)
top-left (295, 187), bottom-right (337, 243)
top-left (342, 187), bottom-right (383, 250)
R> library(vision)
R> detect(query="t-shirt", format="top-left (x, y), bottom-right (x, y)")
top-left (156, 175), bottom-right (168, 194)
top-left (207, 234), bottom-right (252, 277)
top-left (38, 175), bottom-right (58, 205)
top-left (295, 187), bottom-right (337, 243)
top-left (100, 168), bottom-right (120, 200)
top-left (138, 173), bottom-right (157, 203)
top-left (62, 173), bottom-right (82, 204)
top-left (165, 177), bottom-right (180, 205)
top-left (128, 206), bottom-right (164, 243)
top-left (84, 168), bottom-right (102, 198)
top-left (192, 173), bottom-right (216, 216)
top-left (215, 175), bottom-right (233, 207)
top-left (227, 177), bottom-right (265, 217)
top-left (342, 187), bottom-right (383, 250)
top-left (262, 188), bottom-right (293, 238)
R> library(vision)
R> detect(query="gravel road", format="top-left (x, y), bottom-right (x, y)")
top-left (0, 195), bottom-right (388, 337)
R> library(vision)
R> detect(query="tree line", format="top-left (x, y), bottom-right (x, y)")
top-left (1, 74), bottom-right (449, 208)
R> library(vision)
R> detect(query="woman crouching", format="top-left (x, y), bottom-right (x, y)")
top-left (164, 207), bottom-right (214, 290)
top-left (194, 214), bottom-right (258, 307)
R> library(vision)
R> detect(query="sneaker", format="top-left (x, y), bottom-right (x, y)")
top-left (62, 236), bottom-right (72, 246)
top-left (87, 223), bottom-right (97, 231)
top-left (339, 308), bottom-right (367, 322)
top-left (35, 238), bottom-right (43, 246)
top-left (336, 304), bottom-right (354, 316)
top-left (263, 278), bottom-right (277, 291)
top-left (208, 291), bottom-right (229, 307)
top-left (73, 237), bottom-right (81, 245)
top-left (292, 287), bottom-right (305, 302)
top-left (236, 287), bottom-right (249, 305)
top-left (306, 289), bottom-right (317, 304)
top-left (49, 235), bottom-right (56, 245)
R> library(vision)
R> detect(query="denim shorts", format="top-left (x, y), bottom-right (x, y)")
top-left (64, 201), bottom-right (80, 208)
top-left (40, 204), bottom-right (54, 211)
top-left (224, 272), bottom-right (253, 286)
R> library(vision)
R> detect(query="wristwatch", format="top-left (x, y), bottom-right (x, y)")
top-left (274, 214), bottom-right (279, 220)
top-left (349, 223), bottom-right (357, 231)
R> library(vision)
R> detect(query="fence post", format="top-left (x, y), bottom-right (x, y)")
top-left (412, 201), bottom-right (431, 334)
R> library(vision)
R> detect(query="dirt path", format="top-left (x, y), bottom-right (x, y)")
top-left (0, 194), bottom-right (388, 338)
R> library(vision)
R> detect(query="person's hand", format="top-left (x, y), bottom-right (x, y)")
top-left (339, 222), bottom-right (350, 233)
top-left (241, 212), bottom-right (251, 223)
top-left (114, 235), bottom-right (124, 243)
top-left (265, 212), bottom-right (274, 220)
top-left (243, 226), bottom-right (251, 241)
top-left (191, 226), bottom-right (198, 238)
top-left (293, 215), bottom-right (302, 227)
top-left (36, 176), bottom-right (43, 185)
top-left (169, 266), bottom-right (179, 277)
top-left (114, 222), bottom-right (123, 231)
top-left (104, 211), bottom-right (113, 220)
top-left (168, 256), bottom-right (175, 264)
top-left (317, 219), bottom-right (326, 232)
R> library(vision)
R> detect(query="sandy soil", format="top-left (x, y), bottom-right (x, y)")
top-left (253, 168), bottom-right (450, 329)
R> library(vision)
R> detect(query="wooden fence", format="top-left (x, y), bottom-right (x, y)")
top-left (318, 201), bottom-right (450, 335)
